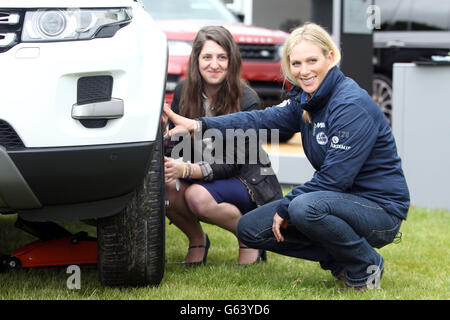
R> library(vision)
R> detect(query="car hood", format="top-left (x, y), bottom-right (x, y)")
top-left (157, 19), bottom-right (288, 44)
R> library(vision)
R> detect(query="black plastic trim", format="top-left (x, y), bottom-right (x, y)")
top-left (8, 141), bottom-right (155, 206)
top-left (0, 9), bottom-right (25, 53)
top-left (18, 192), bottom-right (133, 222)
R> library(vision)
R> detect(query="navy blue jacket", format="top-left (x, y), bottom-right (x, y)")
top-left (168, 81), bottom-right (283, 207)
top-left (201, 66), bottom-right (410, 220)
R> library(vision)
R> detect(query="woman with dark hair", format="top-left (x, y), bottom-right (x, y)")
top-left (164, 26), bottom-right (282, 266)
top-left (178, 26), bottom-right (242, 119)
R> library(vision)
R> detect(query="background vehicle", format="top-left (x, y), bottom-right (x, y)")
top-left (372, 0), bottom-right (450, 124)
top-left (0, 0), bottom-right (167, 287)
top-left (139, 0), bottom-right (289, 109)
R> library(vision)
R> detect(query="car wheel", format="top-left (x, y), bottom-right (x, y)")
top-left (97, 128), bottom-right (165, 287)
top-left (372, 74), bottom-right (393, 125)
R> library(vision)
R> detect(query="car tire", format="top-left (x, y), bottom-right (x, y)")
top-left (372, 73), bottom-right (393, 125)
top-left (97, 127), bottom-right (165, 287)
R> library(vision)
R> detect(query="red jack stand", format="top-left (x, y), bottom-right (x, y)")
top-left (1, 218), bottom-right (97, 273)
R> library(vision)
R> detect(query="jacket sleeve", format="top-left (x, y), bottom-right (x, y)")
top-left (276, 103), bottom-right (379, 219)
top-left (206, 87), bottom-right (261, 180)
top-left (209, 162), bottom-right (241, 180)
top-left (201, 98), bottom-right (303, 136)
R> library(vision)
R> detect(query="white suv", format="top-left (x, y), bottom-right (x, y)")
top-left (0, 0), bottom-right (167, 287)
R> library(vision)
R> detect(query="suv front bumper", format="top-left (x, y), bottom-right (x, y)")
top-left (0, 4), bottom-right (167, 221)
top-left (0, 141), bottom-right (154, 221)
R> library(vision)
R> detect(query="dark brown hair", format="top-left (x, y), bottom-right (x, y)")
top-left (179, 25), bottom-right (242, 118)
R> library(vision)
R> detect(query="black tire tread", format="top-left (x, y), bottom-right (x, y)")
top-left (97, 129), bottom-right (165, 287)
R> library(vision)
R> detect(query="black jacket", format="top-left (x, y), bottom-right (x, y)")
top-left (166, 81), bottom-right (282, 207)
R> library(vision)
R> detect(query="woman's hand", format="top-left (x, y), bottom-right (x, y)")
top-left (164, 157), bottom-right (185, 183)
top-left (161, 102), bottom-right (170, 140)
top-left (163, 104), bottom-right (198, 137)
top-left (272, 213), bottom-right (288, 242)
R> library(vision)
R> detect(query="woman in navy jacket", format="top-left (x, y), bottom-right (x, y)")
top-left (165, 23), bottom-right (410, 289)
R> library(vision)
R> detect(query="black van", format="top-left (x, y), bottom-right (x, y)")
top-left (372, 0), bottom-right (450, 124)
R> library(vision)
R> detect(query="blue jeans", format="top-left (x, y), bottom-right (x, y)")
top-left (237, 191), bottom-right (401, 287)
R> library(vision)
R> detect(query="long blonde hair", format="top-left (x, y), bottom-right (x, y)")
top-left (281, 23), bottom-right (341, 123)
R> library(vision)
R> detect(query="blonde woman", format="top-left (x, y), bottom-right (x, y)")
top-left (165, 23), bottom-right (409, 289)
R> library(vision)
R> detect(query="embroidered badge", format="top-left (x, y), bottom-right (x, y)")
top-left (316, 132), bottom-right (328, 145)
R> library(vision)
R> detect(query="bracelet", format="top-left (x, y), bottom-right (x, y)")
top-left (181, 162), bottom-right (195, 179)
top-left (181, 163), bottom-right (187, 179)
top-left (188, 162), bottom-right (192, 178)
top-left (187, 162), bottom-right (194, 178)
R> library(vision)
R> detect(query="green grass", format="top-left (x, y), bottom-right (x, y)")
top-left (0, 205), bottom-right (448, 300)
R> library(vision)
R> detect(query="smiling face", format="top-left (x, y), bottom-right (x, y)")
top-left (289, 39), bottom-right (334, 95)
top-left (198, 40), bottom-right (229, 90)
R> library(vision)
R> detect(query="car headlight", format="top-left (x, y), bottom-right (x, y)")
top-left (168, 40), bottom-right (192, 56)
top-left (22, 8), bottom-right (132, 42)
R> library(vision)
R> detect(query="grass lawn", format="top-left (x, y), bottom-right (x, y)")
top-left (0, 205), bottom-right (448, 300)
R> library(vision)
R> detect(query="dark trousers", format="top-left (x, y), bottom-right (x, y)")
top-left (237, 191), bottom-right (401, 287)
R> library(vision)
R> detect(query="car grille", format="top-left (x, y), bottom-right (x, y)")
top-left (77, 76), bottom-right (114, 105)
top-left (0, 119), bottom-right (25, 150)
top-left (238, 43), bottom-right (280, 62)
top-left (0, 10), bottom-right (24, 53)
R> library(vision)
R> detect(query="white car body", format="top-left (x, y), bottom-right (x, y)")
top-left (0, 0), bottom-right (167, 147)
top-left (0, 0), bottom-right (168, 287)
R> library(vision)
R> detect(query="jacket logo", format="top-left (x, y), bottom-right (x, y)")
top-left (316, 132), bottom-right (328, 145)
top-left (330, 135), bottom-right (351, 150)
top-left (276, 100), bottom-right (288, 108)
top-left (314, 122), bottom-right (325, 129)
top-left (312, 122), bottom-right (326, 136)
